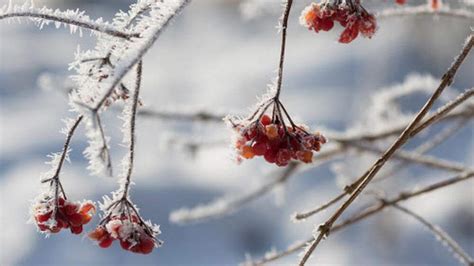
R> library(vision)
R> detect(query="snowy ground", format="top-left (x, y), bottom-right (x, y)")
top-left (0, 0), bottom-right (473, 265)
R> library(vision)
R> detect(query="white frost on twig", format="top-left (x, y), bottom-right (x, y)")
top-left (0, 0), bottom-right (131, 37)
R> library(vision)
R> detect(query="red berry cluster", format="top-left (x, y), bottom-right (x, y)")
top-left (233, 114), bottom-right (326, 167)
top-left (89, 214), bottom-right (158, 254)
top-left (33, 196), bottom-right (95, 235)
top-left (300, 1), bottom-right (377, 43)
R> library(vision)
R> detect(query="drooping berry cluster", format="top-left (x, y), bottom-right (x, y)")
top-left (89, 200), bottom-right (161, 254)
top-left (33, 196), bottom-right (95, 235)
top-left (300, 0), bottom-right (377, 43)
top-left (229, 100), bottom-right (326, 167)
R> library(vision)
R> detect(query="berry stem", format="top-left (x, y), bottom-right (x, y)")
top-left (46, 115), bottom-right (83, 213)
top-left (121, 60), bottom-right (143, 201)
top-left (274, 0), bottom-right (293, 101)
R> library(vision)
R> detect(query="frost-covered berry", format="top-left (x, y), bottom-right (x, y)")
top-left (32, 195), bottom-right (95, 235)
top-left (300, 0), bottom-right (377, 44)
top-left (89, 213), bottom-right (161, 254)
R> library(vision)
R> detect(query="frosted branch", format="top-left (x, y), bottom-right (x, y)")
top-left (248, 171), bottom-right (474, 265)
top-left (170, 162), bottom-right (300, 224)
top-left (0, 1), bottom-right (136, 38)
top-left (92, 0), bottom-right (192, 111)
top-left (299, 34), bottom-right (474, 266)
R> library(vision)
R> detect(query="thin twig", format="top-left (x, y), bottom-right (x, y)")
top-left (391, 204), bottom-right (474, 266)
top-left (170, 162), bottom-right (299, 224)
top-left (249, 171), bottom-right (474, 265)
top-left (409, 88), bottom-right (474, 137)
top-left (332, 104), bottom-right (473, 143)
top-left (137, 108), bottom-right (225, 122)
top-left (42, 115), bottom-right (83, 215)
top-left (373, 118), bottom-right (471, 183)
top-left (348, 142), bottom-right (470, 173)
top-left (273, 0), bottom-right (293, 100)
top-left (95, 114), bottom-right (113, 176)
top-left (170, 146), bottom-right (343, 224)
top-left (293, 144), bottom-right (470, 221)
top-left (299, 34), bottom-right (473, 266)
top-left (294, 85), bottom-right (474, 222)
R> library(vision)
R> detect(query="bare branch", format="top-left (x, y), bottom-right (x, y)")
top-left (249, 171), bottom-right (474, 265)
top-left (347, 142), bottom-right (470, 173)
top-left (170, 162), bottom-right (299, 224)
top-left (293, 85), bottom-right (474, 222)
top-left (409, 88), bottom-right (474, 137)
top-left (372, 118), bottom-right (471, 183)
top-left (170, 145), bottom-right (345, 224)
top-left (299, 34), bottom-right (474, 266)
top-left (138, 108), bottom-right (225, 122)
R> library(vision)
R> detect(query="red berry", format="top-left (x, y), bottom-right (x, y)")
top-left (120, 240), bottom-right (132, 250)
top-left (139, 236), bottom-right (155, 254)
top-left (70, 225), bottom-right (83, 234)
top-left (265, 124), bottom-right (279, 140)
top-left (58, 197), bottom-right (65, 206)
top-left (88, 227), bottom-right (107, 241)
top-left (130, 245), bottom-right (141, 253)
top-left (276, 149), bottom-right (291, 166)
top-left (297, 150), bottom-right (313, 163)
top-left (244, 127), bottom-right (257, 140)
top-left (339, 24), bottom-right (359, 44)
top-left (68, 213), bottom-right (84, 226)
top-left (81, 213), bottom-right (93, 224)
top-left (56, 218), bottom-right (68, 228)
top-left (80, 203), bottom-right (95, 215)
top-left (264, 149), bottom-right (277, 163)
top-left (320, 18), bottom-right (334, 31)
top-left (38, 224), bottom-right (49, 231)
top-left (35, 211), bottom-right (52, 223)
top-left (99, 236), bottom-right (114, 248)
top-left (63, 203), bottom-right (79, 215)
top-left (241, 145), bottom-right (255, 159)
top-left (260, 115), bottom-right (271, 126)
top-left (252, 141), bottom-right (267, 156)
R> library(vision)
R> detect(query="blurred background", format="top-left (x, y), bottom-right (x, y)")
top-left (0, 0), bottom-right (473, 265)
